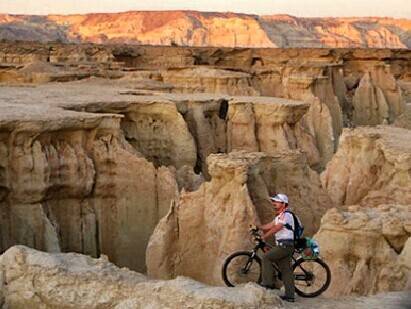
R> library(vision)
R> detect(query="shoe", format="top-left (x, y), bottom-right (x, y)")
top-left (280, 295), bottom-right (295, 303)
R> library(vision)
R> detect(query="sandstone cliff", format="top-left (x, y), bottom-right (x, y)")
top-left (0, 86), bottom-right (183, 273)
top-left (0, 12), bottom-right (410, 48)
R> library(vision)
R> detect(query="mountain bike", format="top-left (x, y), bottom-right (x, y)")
top-left (221, 226), bottom-right (331, 297)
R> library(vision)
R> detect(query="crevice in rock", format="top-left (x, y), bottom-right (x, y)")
top-left (94, 205), bottom-right (101, 258)
top-left (218, 99), bottom-right (229, 120)
top-left (251, 104), bottom-right (260, 152)
top-left (384, 235), bottom-right (402, 255)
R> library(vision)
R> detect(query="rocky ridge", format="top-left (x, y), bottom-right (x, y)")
top-left (0, 12), bottom-right (410, 48)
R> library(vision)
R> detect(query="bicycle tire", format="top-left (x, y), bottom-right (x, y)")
top-left (292, 257), bottom-right (331, 297)
top-left (222, 251), bottom-right (262, 287)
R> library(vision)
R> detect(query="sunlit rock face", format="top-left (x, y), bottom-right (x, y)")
top-left (321, 126), bottom-right (411, 208)
top-left (315, 205), bottom-right (411, 297)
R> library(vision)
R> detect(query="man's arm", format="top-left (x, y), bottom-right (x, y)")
top-left (262, 223), bottom-right (284, 241)
top-left (258, 221), bottom-right (276, 231)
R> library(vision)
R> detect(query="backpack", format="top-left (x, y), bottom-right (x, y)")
top-left (283, 210), bottom-right (304, 240)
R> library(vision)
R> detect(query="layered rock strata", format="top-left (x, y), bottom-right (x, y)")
top-left (0, 245), bottom-right (281, 308)
top-left (147, 151), bottom-right (333, 285)
top-left (315, 205), bottom-right (411, 296)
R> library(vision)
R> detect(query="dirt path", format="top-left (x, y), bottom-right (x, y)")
top-left (280, 291), bottom-right (411, 309)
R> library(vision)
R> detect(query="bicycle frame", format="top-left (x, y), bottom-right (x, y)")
top-left (223, 227), bottom-right (331, 297)
top-left (247, 228), bottom-right (313, 283)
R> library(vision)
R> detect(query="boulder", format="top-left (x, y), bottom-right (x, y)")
top-left (0, 245), bottom-right (282, 309)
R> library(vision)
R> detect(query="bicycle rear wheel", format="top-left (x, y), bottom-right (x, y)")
top-left (222, 251), bottom-right (261, 287)
top-left (293, 257), bottom-right (331, 297)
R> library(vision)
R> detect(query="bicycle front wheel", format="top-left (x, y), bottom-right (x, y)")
top-left (222, 251), bottom-right (262, 287)
top-left (293, 257), bottom-right (331, 297)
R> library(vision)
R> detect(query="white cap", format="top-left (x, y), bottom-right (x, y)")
top-left (270, 193), bottom-right (289, 204)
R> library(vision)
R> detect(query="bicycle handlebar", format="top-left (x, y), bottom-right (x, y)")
top-left (249, 224), bottom-right (262, 240)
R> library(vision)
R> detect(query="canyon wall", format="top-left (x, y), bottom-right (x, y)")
top-left (0, 98), bottom-right (180, 273)
top-left (0, 43), bottom-right (410, 299)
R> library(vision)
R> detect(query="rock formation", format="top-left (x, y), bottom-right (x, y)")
top-left (147, 151), bottom-right (333, 285)
top-left (0, 92), bottom-right (180, 273)
top-left (315, 205), bottom-right (411, 297)
top-left (0, 245), bottom-right (281, 308)
top-left (227, 96), bottom-right (319, 165)
top-left (1, 12), bottom-right (410, 48)
top-left (321, 126), bottom-right (411, 207)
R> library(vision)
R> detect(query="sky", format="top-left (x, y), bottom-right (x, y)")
top-left (0, 0), bottom-right (410, 18)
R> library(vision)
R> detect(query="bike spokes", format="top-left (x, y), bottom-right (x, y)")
top-left (225, 255), bottom-right (260, 285)
top-left (294, 259), bottom-right (329, 296)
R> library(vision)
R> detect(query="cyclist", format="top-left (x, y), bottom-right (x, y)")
top-left (257, 193), bottom-right (295, 303)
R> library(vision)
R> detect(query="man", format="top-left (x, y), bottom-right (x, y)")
top-left (258, 193), bottom-right (295, 303)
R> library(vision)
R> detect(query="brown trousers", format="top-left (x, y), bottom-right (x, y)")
top-left (261, 245), bottom-right (295, 298)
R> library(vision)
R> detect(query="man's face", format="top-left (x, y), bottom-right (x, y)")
top-left (272, 201), bottom-right (285, 214)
